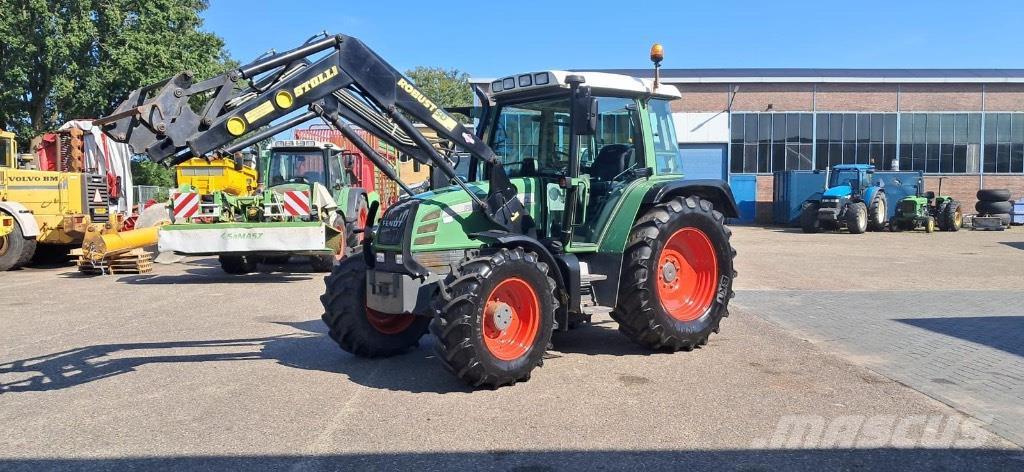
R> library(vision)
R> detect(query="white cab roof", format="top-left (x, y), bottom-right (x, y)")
top-left (490, 70), bottom-right (681, 100)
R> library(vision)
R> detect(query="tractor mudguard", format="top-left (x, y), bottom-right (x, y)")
top-left (0, 202), bottom-right (40, 238)
top-left (340, 188), bottom-right (367, 223)
top-left (642, 179), bottom-right (740, 218)
top-left (864, 186), bottom-right (883, 206)
top-left (470, 230), bottom-right (568, 303)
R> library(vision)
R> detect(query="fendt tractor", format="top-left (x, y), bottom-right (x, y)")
top-left (97, 34), bottom-right (738, 388)
top-left (159, 138), bottom-right (376, 274)
top-left (0, 129), bottom-right (111, 271)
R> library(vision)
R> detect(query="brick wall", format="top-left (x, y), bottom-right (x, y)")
top-left (672, 84), bottom-right (729, 113)
top-left (815, 84), bottom-right (899, 112)
top-left (922, 175), bottom-right (981, 212)
top-left (756, 174), bottom-right (775, 224)
top-left (898, 84), bottom-right (984, 111)
top-left (730, 84), bottom-right (814, 112)
top-left (983, 84), bottom-right (1024, 112)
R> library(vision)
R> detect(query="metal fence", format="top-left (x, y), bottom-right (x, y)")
top-left (133, 185), bottom-right (167, 206)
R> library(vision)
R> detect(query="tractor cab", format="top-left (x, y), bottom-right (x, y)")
top-left (0, 130), bottom-right (14, 168)
top-left (825, 164), bottom-right (874, 199)
top-left (264, 140), bottom-right (347, 193)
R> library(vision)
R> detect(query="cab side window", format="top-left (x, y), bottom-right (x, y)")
top-left (584, 97), bottom-right (640, 183)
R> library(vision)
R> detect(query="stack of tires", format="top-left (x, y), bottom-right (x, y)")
top-left (976, 189), bottom-right (1013, 227)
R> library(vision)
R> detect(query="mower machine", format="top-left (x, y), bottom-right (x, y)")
top-left (890, 178), bottom-right (962, 233)
top-left (96, 34), bottom-right (738, 388)
top-left (801, 164), bottom-right (888, 234)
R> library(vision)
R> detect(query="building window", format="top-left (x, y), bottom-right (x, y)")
top-left (730, 113), bottom-right (812, 173)
top-left (899, 114), bottom-right (981, 174)
top-left (983, 113), bottom-right (1024, 173)
top-left (815, 113), bottom-right (897, 170)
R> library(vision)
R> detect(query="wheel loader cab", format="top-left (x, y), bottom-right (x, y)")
top-left (0, 132), bottom-right (13, 168)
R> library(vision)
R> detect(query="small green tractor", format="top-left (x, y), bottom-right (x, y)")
top-left (889, 179), bottom-right (962, 233)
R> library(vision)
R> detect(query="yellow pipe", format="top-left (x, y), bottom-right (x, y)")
top-left (82, 225), bottom-right (161, 259)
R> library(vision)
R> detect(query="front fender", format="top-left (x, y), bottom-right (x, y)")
top-left (642, 179), bottom-right (740, 218)
top-left (0, 202), bottom-right (39, 238)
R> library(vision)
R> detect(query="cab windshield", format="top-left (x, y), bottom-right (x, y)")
top-left (830, 170), bottom-right (864, 190)
top-left (491, 97), bottom-right (571, 177)
top-left (267, 150), bottom-right (326, 187)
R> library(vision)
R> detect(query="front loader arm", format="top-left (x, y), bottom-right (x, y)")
top-left (95, 33), bottom-right (525, 232)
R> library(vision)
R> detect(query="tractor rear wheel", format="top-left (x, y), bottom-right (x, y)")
top-left (800, 202), bottom-right (821, 233)
top-left (846, 202), bottom-right (868, 234)
top-left (0, 215), bottom-right (37, 271)
top-left (218, 254), bottom-right (259, 274)
top-left (612, 196), bottom-right (735, 352)
top-left (941, 202), bottom-right (962, 232)
top-left (321, 255), bottom-right (428, 357)
top-left (431, 247), bottom-right (557, 388)
top-left (868, 193), bottom-right (888, 232)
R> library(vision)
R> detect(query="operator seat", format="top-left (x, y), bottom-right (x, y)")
top-left (590, 144), bottom-right (633, 182)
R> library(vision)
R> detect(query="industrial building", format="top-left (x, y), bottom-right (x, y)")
top-left (476, 69), bottom-right (1024, 223)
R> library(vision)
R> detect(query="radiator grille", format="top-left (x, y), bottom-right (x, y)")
top-left (899, 200), bottom-right (918, 215)
top-left (84, 174), bottom-right (110, 222)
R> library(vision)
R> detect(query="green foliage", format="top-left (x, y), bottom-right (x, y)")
top-left (0, 0), bottom-right (234, 146)
top-left (131, 158), bottom-right (174, 188)
top-left (405, 66), bottom-right (473, 112)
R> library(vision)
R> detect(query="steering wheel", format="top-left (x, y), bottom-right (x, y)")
top-left (288, 176), bottom-right (309, 185)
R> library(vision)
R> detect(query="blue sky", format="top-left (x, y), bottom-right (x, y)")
top-left (203, 0), bottom-right (1024, 77)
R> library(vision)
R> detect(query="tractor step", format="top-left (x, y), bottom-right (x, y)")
top-left (580, 273), bottom-right (607, 283)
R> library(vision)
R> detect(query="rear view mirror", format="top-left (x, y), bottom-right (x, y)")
top-left (572, 87), bottom-right (598, 136)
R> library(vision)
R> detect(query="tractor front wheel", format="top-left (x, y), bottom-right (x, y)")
top-left (612, 196), bottom-right (736, 351)
top-left (846, 202), bottom-right (868, 234)
top-left (218, 254), bottom-right (259, 274)
top-left (0, 214), bottom-right (37, 271)
top-left (321, 255), bottom-right (428, 357)
top-left (800, 202), bottom-right (821, 233)
top-left (431, 247), bottom-right (557, 388)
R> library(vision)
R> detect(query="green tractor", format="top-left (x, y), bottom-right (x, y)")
top-left (890, 178), bottom-right (962, 232)
top-left (95, 34), bottom-right (738, 389)
top-left (324, 67), bottom-right (739, 388)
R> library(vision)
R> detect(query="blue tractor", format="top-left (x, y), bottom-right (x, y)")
top-left (800, 164), bottom-right (888, 234)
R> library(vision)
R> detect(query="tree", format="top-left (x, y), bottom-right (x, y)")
top-left (404, 66), bottom-right (473, 113)
top-left (0, 0), bottom-right (234, 148)
top-left (130, 158), bottom-right (174, 188)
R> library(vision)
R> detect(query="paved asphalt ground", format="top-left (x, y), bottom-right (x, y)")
top-left (1, 227), bottom-right (1023, 471)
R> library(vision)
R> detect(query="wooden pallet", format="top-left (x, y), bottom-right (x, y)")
top-left (76, 248), bottom-right (153, 275)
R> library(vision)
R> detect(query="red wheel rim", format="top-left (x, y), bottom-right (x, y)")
top-left (482, 277), bottom-right (540, 361)
top-left (365, 306), bottom-right (416, 334)
top-left (656, 228), bottom-right (719, 322)
top-left (356, 206), bottom-right (369, 242)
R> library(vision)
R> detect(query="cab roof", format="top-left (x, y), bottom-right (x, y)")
top-left (832, 164), bottom-right (875, 171)
top-left (490, 70), bottom-right (681, 100)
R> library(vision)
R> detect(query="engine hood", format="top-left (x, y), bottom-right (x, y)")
top-left (822, 185), bottom-right (853, 198)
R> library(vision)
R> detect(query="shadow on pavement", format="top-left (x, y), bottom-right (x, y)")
top-left (113, 266), bottom-right (315, 284)
top-left (1000, 241), bottom-right (1024, 251)
top-left (895, 316), bottom-right (1024, 358)
top-left (0, 318), bottom-right (661, 395)
top-left (0, 449), bottom-right (1021, 471)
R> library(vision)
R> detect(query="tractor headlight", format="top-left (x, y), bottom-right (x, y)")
top-left (375, 252), bottom-right (385, 263)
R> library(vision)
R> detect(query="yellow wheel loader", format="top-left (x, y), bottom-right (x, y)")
top-left (0, 129), bottom-right (111, 270)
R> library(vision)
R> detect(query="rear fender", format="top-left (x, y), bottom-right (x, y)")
top-left (641, 179), bottom-right (740, 218)
top-left (0, 202), bottom-right (39, 238)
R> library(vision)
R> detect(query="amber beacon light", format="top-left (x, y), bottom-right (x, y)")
top-left (650, 43), bottom-right (664, 89)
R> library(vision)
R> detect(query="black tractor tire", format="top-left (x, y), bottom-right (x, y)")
top-left (263, 255), bottom-right (291, 264)
top-left (431, 247), bottom-right (558, 388)
top-left (977, 189), bottom-right (1011, 202)
top-left (321, 255), bottom-right (429, 357)
top-left (800, 202), bottom-right (821, 233)
top-left (846, 202), bottom-right (868, 234)
top-left (0, 215), bottom-right (37, 271)
top-left (218, 254), bottom-right (260, 274)
top-left (867, 192), bottom-right (888, 232)
top-left (975, 200), bottom-right (1012, 215)
top-left (940, 201), bottom-right (963, 232)
top-left (611, 196), bottom-right (736, 352)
